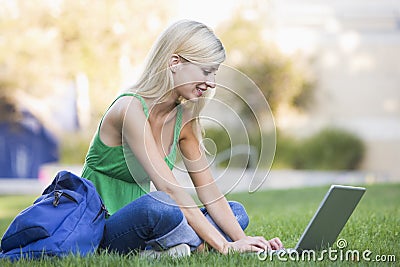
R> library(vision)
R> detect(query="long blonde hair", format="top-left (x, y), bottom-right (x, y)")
top-left (128, 20), bottom-right (226, 140)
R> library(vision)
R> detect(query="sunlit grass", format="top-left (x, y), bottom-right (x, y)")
top-left (0, 195), bottom-right (37, 235)
top-left (1, 183), bottom-right (399, 266)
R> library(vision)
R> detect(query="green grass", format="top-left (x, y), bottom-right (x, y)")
top-left (0, 183), bottom-right (399, 266)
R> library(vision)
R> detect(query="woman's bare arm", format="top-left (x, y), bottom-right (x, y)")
top-left (122, 100), bottom-right (232, 253)
top-left (179, 121), bottom-right (247, 241)
top-left (179, 120), bottom-right (284, 251)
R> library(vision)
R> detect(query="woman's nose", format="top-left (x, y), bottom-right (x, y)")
top-left (206, 76), bottom-right (216, 88)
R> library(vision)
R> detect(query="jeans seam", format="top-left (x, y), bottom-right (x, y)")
top-left (107, 225), bottom-right (149, 245)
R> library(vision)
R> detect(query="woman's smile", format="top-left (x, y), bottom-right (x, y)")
top-left (195, 86), bottom-right (207, 97)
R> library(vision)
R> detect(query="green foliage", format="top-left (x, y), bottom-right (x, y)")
top-left (204, 128), bottom-right (231, 157)
top-left (273, 133), bottom-right (301, 169)
top-left (1, 184), bottom-right (399, 266)
top-left (218, 14), bottom-right (315, 113)
top-left (274, 128), bottom-right (365, 170)
top-left (298, 128), bottom-right (365, 170)
top-left (204, 127), bottom-right (262, 168)
top-left (205, 126), bottom-right (365, 170)
top-left (236, 51), bottom-right (315, 113)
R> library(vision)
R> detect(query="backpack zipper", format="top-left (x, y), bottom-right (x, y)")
top-left (53, 190), bottom-right (78, 207)
top-left (92, 203), bottom-right (109, 222)
top-left (52, 190), bottom-right (108, 221)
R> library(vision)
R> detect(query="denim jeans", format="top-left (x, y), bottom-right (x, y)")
top-left (100, 191), bottom-right (249, 253)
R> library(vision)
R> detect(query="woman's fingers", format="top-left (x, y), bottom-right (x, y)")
top-left (267, 237), bottom-right (283, 250)
top-left (243, 236), bottom-right (271, 251)
top-left (229, 237), bottom-right (265, 253)
top-left (247, 236), bottom-right (284, 251)
top-left (252, 236), bottom-right (272, 251)
top-left (228, 236), bottom-right (285, 253)
top-left (271, 237), bottom-right (284, 249)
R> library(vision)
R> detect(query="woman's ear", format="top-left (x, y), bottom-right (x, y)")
top-left (169, 54), bottom-right (181, 73)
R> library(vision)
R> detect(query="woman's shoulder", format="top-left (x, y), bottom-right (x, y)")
top-left (104, 94), bottom-right (147, 127)
top-left (117, 95), bottom-right (148, 119)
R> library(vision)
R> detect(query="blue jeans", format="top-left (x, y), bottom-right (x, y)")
top-left (100, 191), bottom-right (249, 253)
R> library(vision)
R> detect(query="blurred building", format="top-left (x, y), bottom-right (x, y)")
top-left (0, 74), bottom-right (88, 179)
top-left (0, 110), bottom-right (59, 178)
top-left (267, 0), bottom-right (400, 178)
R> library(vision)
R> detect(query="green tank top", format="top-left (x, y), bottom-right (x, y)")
top-left (81, 93), bottom-right (182, 215)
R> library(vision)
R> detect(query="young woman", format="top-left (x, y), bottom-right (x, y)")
top-left (82, 19), bottom-right (283, 257)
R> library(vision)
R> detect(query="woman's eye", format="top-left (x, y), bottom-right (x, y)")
top-left (202, 70), bottom-right (212, 75)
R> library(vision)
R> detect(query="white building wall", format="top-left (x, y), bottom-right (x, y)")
top-left (269, 0), bottom-right (400, 178)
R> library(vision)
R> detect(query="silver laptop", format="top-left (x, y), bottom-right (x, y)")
top-left (276, 185), bottom-right (366, 253)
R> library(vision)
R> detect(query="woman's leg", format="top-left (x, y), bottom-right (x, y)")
top-left (100, 191), bottom-right (202, 253)
top-left (101, 191), bottom-right (249, 254)
top-left (200, 201), bottom-right (249, 242)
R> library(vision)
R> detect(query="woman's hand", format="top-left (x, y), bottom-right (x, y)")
top-left (223, 236), bottom-right (283, 254)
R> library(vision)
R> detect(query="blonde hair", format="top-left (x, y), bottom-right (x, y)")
top-left (128, 20), bottom-right (226, 140)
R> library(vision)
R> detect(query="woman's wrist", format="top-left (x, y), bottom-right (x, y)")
top-left (221, 241), bottom-right (232, 255)
top-left (230, 231), bottom-right (247, 242)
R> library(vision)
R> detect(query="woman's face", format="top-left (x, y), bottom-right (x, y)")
top-left (172, 57), bottom-right (219, 100)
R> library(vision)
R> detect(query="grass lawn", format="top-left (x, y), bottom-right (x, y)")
top-left (0, 183), bottom-right (399, 266)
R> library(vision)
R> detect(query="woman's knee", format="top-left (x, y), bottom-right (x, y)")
top-left (145, 191), bottom-right (184, 229)
top-left (229, 201), bottom-right (249, 230)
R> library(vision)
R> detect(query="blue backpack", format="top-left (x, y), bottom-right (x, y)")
top-left (0, 171), bottom-right (108, 261)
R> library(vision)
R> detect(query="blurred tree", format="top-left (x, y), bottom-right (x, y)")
top-left (217, 11), bottom-right (315, 114)
top-left (0, 0), bottom-right (173, 123)
top-left (0, 1), bottom-right (173, 163)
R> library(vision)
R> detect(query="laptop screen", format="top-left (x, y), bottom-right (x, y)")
top-left (295, 185), bottom-right (366, 251)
